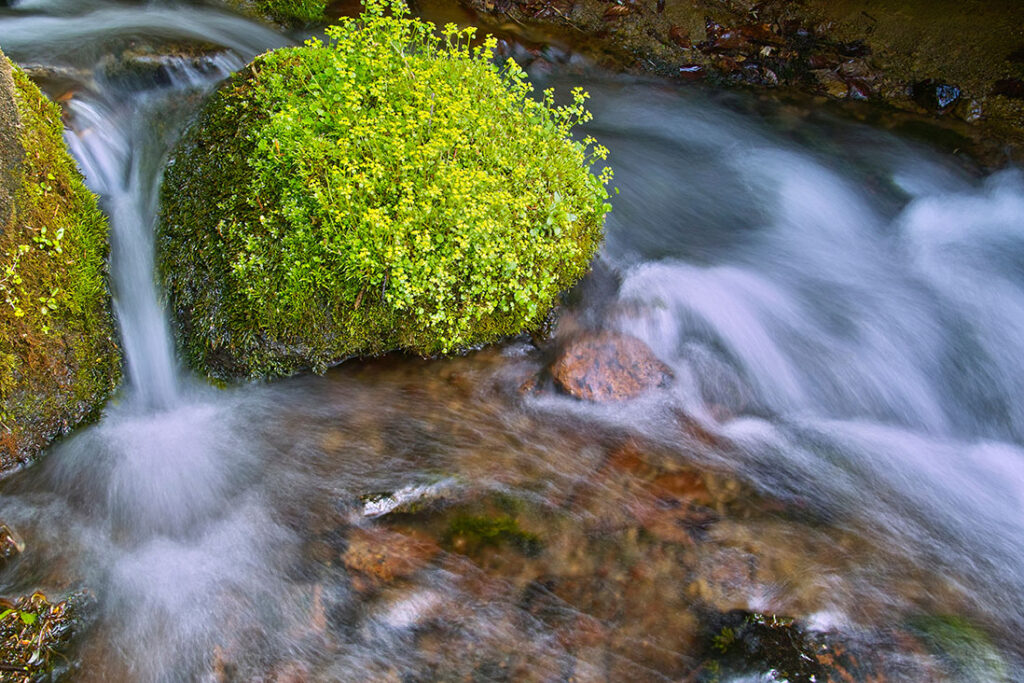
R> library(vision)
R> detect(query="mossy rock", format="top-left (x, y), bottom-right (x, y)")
top-left (224, 0), bottom-right (329, 26)
top-left (908, 615), bottom-right (1008, 681)
top-left (158, 0), bottom-right (611, 380)
top-left (0, 52), bottom-right (121, 473)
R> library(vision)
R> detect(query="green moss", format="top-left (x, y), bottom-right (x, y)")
top-left (909, 615), bottom-right (1008, 681)
top-left (443, 513), bottom-right (542, 556)
top-left (0, 55), bottom-right (121, 471)
top-left (158, 0), bottom-right (611, 380)
top-left (226, 0), bottom-right (328, 26)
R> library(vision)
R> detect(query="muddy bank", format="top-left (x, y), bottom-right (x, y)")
top-left (440, 0), bottom-right (1024, 165)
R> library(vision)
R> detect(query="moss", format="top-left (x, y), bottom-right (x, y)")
top-left (443, 513), bottom-right (542, 556)
top-left (225, 0), bottom-right (329, 26)
top-left (158, 0), bottom-right (611, 380)
top-left (0, 53), bottom-right (121, 473)
top-left (908, 615), bottom-right (1008, 681)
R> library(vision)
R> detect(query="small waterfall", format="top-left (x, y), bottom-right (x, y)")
top-left (62, 54), bottom-right (246, 408)
top-left (1, 1), bottom-right (290, 406)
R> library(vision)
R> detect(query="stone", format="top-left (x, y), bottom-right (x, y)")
top-left (0, 522), bottom-right (24, 564)
top-left (0, 50), bottom-right (120, 472)
top-left (551, 332), bottom-right (670, 401)
top-left (342, 527), bottom-right (440, 588)
top-left (912, 79), bottom-right (962, 111)
top-left (0, 55), bottom-right (22, 228)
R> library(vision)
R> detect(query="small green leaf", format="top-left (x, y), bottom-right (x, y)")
top-left (19, 611), bottom-right (37, 625)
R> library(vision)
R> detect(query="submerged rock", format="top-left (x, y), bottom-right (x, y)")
top-left (551, 331), bottom-right (670, 401)
top-left (359, 479), bottom-right (460, 519)
top-left (0, 50), bottom-right (120, 473)
top-left (342, 527), bottom-right (440, 590)
top-left (909, 615), bottom-right (1008, 681)
top-left (0, 523), bottom-right (24, 566)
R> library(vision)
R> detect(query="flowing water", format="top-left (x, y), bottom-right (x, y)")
top-left (2, 1), bottom-right (1024, 680)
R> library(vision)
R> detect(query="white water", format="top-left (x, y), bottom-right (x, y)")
top-left (2, 1), bottom-right (1024, 680)
top-left (589, 85), bottom-right (1024, 640)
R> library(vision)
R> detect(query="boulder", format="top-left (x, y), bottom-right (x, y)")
top-left (0, 50), bottom-right (120, 473)
top-left (157, 0), bottom-right (610, 379)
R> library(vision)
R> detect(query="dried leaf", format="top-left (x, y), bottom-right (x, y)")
top-left (603, 3), bottom-right (634, 19)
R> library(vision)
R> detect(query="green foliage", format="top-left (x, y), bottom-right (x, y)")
top-left (159, 0), bottom-right (611, 379)
top-left (0, 58), bottom-right (120, 469)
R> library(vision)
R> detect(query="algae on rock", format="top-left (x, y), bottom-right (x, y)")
top-left (158, 0), bottom-right (611, 380)
top-left (0, 52), bottom-right (120, 473)
top-left (224, 0), bottom-right (329, 26)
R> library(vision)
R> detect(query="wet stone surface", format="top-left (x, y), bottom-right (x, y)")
top-left (447, 0), bottom-right (1024, 165)
top-left (0, 523), bottom-right (23, 567)
top-left (550, 331), bottom-right (671, 401)
top-left (0, 337), bottom-right (1005, 680)
top-left (149, 337), bottom-right (983, 680)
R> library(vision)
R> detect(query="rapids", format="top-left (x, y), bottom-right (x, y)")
top-left (1, 0), bottom-right (1023, 680)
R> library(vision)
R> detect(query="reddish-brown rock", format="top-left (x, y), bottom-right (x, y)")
top-left (551, 332), bottom-right (670, 402)
top-left (342, 527), bottom-right (440, 588)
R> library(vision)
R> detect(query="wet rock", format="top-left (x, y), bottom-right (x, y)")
top-left (993, 78), bottom-right (1024, 100)
top-left (912, 79), bottom-right (962, 111)
top-left (696, 610), bottom-right (886, 682)
top-left (358, 478), bottom-right (459, 518)
top-left (342, 527), bottom-right (440, 589)
top-left (908, 615), bottom-right (1008, 680)
top-left (551, 332), bottom-right (670, 401)
top-left (677, 64), bottom-right (705, 81)
top-left (98, 44), bottom-right (229, 92)
top-left (271, 660), bottom-right (311, 683)
top-left (688, 547), bottom-right (759, 613)
top-left (0, 50), bottom-right (121, 472)
top-left (0, 523), bottom-right (24, 565)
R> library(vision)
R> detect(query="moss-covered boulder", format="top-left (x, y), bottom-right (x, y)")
top-left (158, 0), bottom-right (612, 380)
top-left (0, 52), bottom-right (120, 473)
top-left (224, 0), bottom-right (329, 26)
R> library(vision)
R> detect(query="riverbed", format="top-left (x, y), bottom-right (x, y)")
top-left (1, 1), bottom-right (1023, 680)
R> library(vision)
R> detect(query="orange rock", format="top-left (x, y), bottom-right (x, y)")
top-left (342, 527), bottom-right (440, 586)
top-left (551, 332), bottom-right (670, 402)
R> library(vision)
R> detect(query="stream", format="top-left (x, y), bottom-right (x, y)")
top-left (2, 0), bottom-right (1024, 680)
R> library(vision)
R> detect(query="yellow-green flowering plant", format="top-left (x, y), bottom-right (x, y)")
top-left (159, 0), bottom-right (612, 379)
